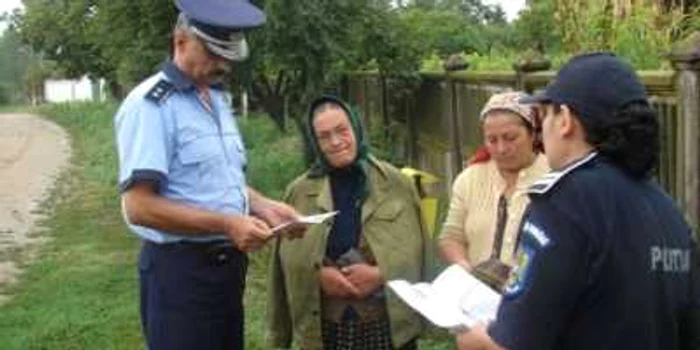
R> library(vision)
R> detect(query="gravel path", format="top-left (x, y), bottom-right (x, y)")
top-left (0, 113), bottom-right (71, 303)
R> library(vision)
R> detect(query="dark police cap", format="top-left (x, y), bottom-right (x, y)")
top-left (175, 0), bottom-right (266, 30)
top-left (175, 0), bottom-right (265, 61)
top-left (521, 52), bottom-right (648, 123)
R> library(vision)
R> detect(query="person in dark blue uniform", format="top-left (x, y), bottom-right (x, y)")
top-left (456, 53), bottom-right (700, 350)
top-left (114, 1), bottom-right (306, 349)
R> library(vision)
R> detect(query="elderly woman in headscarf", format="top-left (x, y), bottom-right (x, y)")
top-left (267, 96), bottom-right (432, 350)
top-left (438, 91), bottom-right (549, 287)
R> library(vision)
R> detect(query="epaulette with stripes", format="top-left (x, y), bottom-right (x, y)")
top-left (527, 171), bottom-right (565, 195)
top-left (145, 79), bottom-right (175, 104)
top-left (527, 152), bottom-right (598, 195)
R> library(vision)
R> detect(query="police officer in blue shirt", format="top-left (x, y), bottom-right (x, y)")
top-left (457, 53), bottom-right (700, 350)
top-left (114, 1), bottom-right (306, 349)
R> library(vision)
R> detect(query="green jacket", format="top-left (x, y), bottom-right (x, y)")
top-left (267, 157), bottom-right (433, 349)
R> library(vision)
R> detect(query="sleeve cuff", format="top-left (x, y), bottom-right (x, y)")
top-left (119, 169), bottom-right (167, 193)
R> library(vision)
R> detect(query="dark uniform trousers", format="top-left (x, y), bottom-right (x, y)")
top-left (139, 240), bottom-right (247, 350)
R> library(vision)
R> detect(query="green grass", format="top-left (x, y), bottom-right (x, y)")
top-left (0, 102), bottom-right (452, 349)
top-left (0, 104), bottom-right (33, 113)
top-left (0, 102), bottom-right (142, 349)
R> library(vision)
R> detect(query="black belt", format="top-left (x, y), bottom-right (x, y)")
top-left (175, 240), bottom-right (233, 250)
top-left (145, 240), bottom-right (241, 265)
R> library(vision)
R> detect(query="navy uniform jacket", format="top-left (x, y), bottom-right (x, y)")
top-left (489, 153), bottom-right (700, 350)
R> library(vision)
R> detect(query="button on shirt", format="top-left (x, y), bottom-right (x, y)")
top-left (115, 62), bottom-right (248, 243)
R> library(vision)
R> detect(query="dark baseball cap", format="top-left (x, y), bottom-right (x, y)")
top-left (175, 0), bottom-right (266, 61)
top-left (520, 53), bottom-right (648, 122)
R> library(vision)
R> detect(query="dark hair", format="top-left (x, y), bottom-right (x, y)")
top-left (519, 115), bottom-right (535, 134)
top-left (578, 102), bottom-right (660, 179)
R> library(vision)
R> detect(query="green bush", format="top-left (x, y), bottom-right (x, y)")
top-left (420, 49), bottom-right (571, 72)
top-left (0, 84), bottom-right (11, 105)
top-left (237, 115), bottom-right (306, 200)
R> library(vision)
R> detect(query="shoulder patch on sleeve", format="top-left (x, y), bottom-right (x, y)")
top-left (145, 79), bottom-right (175, 104)
top-left (503, 244), bottom-right (535, 298)
top-left (522, 221), bottom-right (550, 247)
top-left (503, 220), bottom-right (551, 298)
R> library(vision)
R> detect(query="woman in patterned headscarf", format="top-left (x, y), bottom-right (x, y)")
top-left (268, 96), bottom-right (432, 350)
top-left (438, 91), bottom-right (549, 284)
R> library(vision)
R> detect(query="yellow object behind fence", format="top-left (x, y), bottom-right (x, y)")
top-left (400, 168), bottom-right (440, 237)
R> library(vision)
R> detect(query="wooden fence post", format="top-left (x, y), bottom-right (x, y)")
top-left (444, 55), bottom-right (469, 177)
top-left (670, 32), bottom-right (700, 234)
top-left (340, 74), bottom-right (349, 102)
top-left (406, 95), bottom-right (418, 165)
top-left (513, 51), bottom-right (551, 93)
top-left (380, 75), bottom-right (390, 145)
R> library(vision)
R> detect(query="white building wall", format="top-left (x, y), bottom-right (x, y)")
top-left (44, 76), bottom-right (102, 103)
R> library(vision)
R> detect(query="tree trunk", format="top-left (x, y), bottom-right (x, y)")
top-left (108, 80), bottom-right (125, 101)
top-left (251, 79), bottom-right (286, 130)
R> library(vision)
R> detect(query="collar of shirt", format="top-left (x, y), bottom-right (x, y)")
top-left (527, 152), bottom-right (598, 195)
top-left (162, 61), bottom-right (195, 90)
top-left (161, 61), bottom-right (225, 91)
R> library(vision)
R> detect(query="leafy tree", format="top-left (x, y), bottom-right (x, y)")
top-left (398, 8), bottom-right (488, 56)
top-left (512, 0), bottom-right (562, 52)
top-left (399, 0), bottom-right (510, 56)
top-left (408, 0), bottom-right (506, 24)
top-left (24, 59), bottom-right (56, 105)
top-left (17, 0), bottom-right (106, 79)
top-left (244, 0), bottom-right (422, 129)
top-left (87, 0), bottom-right (175, 94)
top-left (15, 0), bottom-right (419, 129)
top-left (0, 25), bottom-right (31, 103)
top-left (15, 0), bottom-right (175, 98)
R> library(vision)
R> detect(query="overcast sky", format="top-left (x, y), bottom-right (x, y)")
top-left (0, 0), bottom-right (22, 15)
top-left (0, 0), bottom-right (22, 33)
top-left (483, 0), bottom-right (526, 21)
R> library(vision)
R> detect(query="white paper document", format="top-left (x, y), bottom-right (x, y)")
top-left (271, 211), bottom-right (339, 233)
top-left (388, 264), bottom-right (501, 330)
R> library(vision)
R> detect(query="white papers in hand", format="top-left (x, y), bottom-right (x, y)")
top-left (271, 211), bottom-right (339, 233)
top-left (388, 264), bottom-right (501, 330)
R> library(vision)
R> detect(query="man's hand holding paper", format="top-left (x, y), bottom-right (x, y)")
top-left (250, 197), bottom-right (307, 239)
top-left (271, 211), bottom-right (339, 236)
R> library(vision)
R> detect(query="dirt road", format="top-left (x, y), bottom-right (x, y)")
top-left (0, 113), bottom-right (71, 302)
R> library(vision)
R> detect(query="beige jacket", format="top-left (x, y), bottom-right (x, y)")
top-left (439, 155), bottom-right (549, 265)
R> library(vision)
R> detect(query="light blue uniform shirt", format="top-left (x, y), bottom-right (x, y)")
top-left (114, 62), bottom-right (248, 243)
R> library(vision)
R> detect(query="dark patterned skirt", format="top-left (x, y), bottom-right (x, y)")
top-left (321, 317), bottom-right (417, 350)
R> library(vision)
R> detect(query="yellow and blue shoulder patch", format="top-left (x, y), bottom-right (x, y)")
top-left (503, 221), bottom-right (550, 298)
top-left (504, 245), bottom-right (535, 297)
top-left (145, 79), bottom-right (175, 104)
